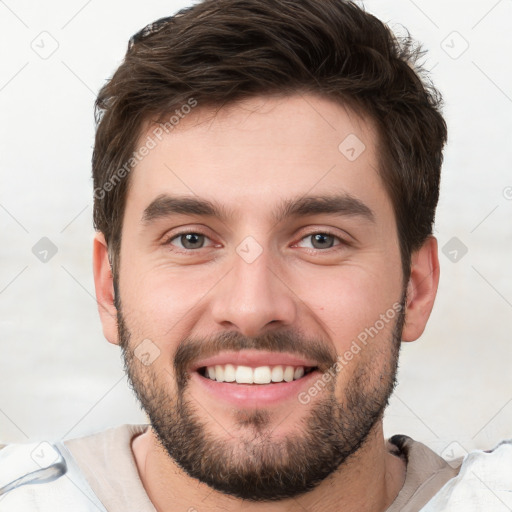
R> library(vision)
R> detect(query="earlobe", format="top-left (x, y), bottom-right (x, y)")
top-left (92, 232), bottom-right (120, 345)
top-left (401, 236), bottom-right (440, 342)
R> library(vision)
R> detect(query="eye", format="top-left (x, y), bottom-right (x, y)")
top-left (165, 231), bottom-right (215, 252)
top-left (295, 231), bottom-right (346, 251)
top-left (163, 229), bottom-right (348, 254)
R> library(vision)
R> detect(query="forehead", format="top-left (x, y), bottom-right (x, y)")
top-left (125, 93), bottom-right (391, 225)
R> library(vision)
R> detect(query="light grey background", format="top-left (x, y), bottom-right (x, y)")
top-left (1, 0), bottom-right (511, 464)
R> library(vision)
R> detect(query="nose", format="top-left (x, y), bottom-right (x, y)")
top-left (210, 243), bottom-right (298, 338)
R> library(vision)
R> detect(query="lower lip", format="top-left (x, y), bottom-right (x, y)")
top-left (189, 370), bottom-right (321, 407)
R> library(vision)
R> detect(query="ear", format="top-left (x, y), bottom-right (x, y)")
top-left (92, 232), bottom-right (119, 345)
top-left (401, 236), bottom-right (440, 342)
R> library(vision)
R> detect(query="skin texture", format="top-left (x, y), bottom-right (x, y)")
top-left (93, 93), bottom-right (440, 511)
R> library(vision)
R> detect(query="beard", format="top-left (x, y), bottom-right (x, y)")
top-left (117, 294), bottom-right (405, 502)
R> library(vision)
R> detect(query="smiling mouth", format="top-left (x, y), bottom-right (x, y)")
top-left (197, 364), bottom-right (318, 384)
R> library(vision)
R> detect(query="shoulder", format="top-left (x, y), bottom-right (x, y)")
top-left (61, 423), bottom-right (151, 509)
top-left (0, 424), bottom-right (146, 511)
top-left (0, 439), bottom-right (96, 511)
top-left (62, 422), bottom-right (148, 474)
top-left (386, 434), bottom-right (462, 512)
top-left (421, 439), bottom-right (512, 511)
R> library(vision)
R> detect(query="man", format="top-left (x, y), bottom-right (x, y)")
top-left (1, 0), bottom-right (511, 510)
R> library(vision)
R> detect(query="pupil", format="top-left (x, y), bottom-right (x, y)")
top-left (183, 233), bottom-right (203, 249)
top-left (313, 233), bottom-right (333, 249)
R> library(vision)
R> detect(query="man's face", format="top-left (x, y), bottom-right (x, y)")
top-left (116, 94), bottom-right (405, 500)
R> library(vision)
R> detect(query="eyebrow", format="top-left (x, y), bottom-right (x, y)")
top-left (141, 193), bottom-right (375, 225)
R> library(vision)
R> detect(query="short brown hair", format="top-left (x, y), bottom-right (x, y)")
top-left (92, 0), bottom-right (447, 281)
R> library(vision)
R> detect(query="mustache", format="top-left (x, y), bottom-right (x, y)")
top-left (173, 329), bottom-right (338, 389)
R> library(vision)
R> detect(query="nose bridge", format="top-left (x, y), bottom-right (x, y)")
top-left (210, 237), bottom-right (297, 337)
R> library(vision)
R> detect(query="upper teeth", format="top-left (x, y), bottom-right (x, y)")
top-left (205, 364), bottom-right (307, 384)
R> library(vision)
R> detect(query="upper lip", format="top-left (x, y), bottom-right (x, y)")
top-left (190, 350), bottom-right (319, 372)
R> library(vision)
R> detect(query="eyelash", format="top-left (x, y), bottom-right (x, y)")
top-left (163, 229), bottom-right (349, 254)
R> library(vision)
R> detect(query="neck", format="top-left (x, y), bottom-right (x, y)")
top-left (131, 420), bottom-right (406, 512)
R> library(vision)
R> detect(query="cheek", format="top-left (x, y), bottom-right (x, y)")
top-left (292, 261), bottom-right (401, 346)
top-left (119, 265), bottom-right (214, 352)
top-left (290, 260), bottom-right (402, 396)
